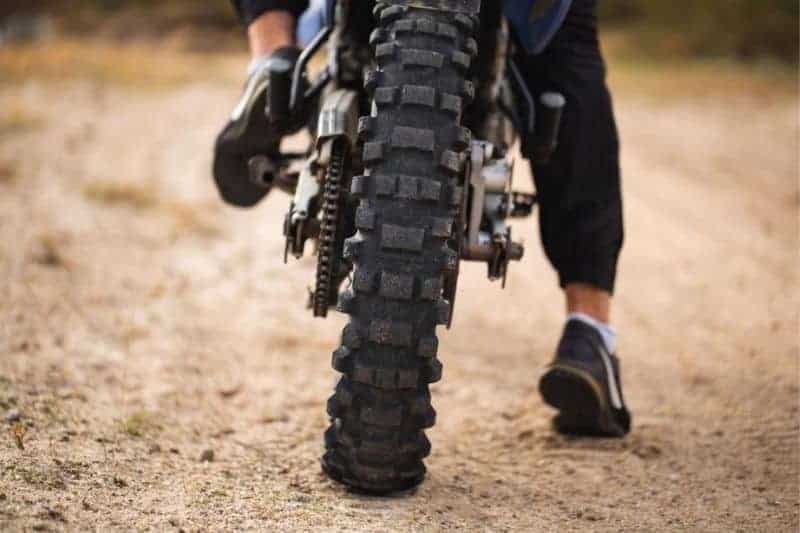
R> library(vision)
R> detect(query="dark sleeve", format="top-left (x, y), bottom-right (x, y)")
top-left (231, 0), bottom-right (309, 25)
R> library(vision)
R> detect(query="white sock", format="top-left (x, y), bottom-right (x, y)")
top-left (247, 54), bottom-right (273, 76)
top-left (568, 312), bottom-right (617, 354)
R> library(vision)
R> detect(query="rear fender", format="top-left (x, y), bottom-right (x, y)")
top-left (380, 0), bottom-right (481, 15)
top-left (315, 89), bottom-right (360, 164)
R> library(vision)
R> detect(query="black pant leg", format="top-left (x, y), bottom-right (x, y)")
top-left (231, 0), bottom-right (308, 25)
top-left (519, 0), bottom-right (624, 293)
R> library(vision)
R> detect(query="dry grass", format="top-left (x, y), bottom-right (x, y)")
top-left (604, 30), bottom-right (798, 100)
top-left (0, 39), bottom-right (240, 88)
top-left (118, 326), bottom-right (150, 347)
top-left (0, 100), bottom-right (44, 136)
top-left (84, 180), bottom-right (221, 237)
top-left (30, 233), bottom-right (71, 269)
top-left (84, 180), bottom-right (159, 210)
top-left (119, 410), bottom-right (160, 437)
top-left (1, 32), bottom-right (792, 100)
top-left (608, 59), bottom-right (797, 101)
top-left (163, 201), bottom-right (222, 238)
top-left (0, 159), bottom-right (18, 184)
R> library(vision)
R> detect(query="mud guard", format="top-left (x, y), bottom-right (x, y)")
top-left (315, 89), bottom-right (360, 164)
top-left (380, 0), bottom-right (481, 15)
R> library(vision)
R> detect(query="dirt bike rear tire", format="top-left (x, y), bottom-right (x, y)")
top-left (322, 3), bottom-right (478, 493)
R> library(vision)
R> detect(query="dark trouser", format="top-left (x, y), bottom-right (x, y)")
top-left (232, 0), bottom-right (308, 23)
top-left (233, 0), bottom-right (623, 293)
top-left (520, 0), bottom-right (623, 294)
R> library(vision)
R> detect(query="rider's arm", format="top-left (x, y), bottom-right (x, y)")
top-left (231, 0), bottom-right (309, 25)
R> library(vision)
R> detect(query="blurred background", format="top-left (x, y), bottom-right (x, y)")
top-left (1, 1), bottom-right (796, 110)
top-left (1, 0), bottom-right (797, 59)
top-left (1, 1), bottom-right (797, 531)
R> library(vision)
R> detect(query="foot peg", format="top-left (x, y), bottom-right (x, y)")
top-left (248, 155), bottom-right (277, 189)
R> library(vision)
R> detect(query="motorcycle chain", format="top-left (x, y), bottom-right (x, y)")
top-left (312, 141), bottom-right (348, 318)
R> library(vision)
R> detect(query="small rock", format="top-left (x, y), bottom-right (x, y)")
top-left (200, 449), bottom-right (215, 462)
top-left (5, 409), bottom-right (21, 423)
top-left (36, 507), bottom-right (66, 524)
top-left (148, 443), bottom-right (162, 454)
top-left (517, 429), bottom-right (534, 440)
top-left (218, 385), bottom-right (242, 399)
top-left (169, 447), bottom-right (180, 455)
top-left (633, 444), bottom-right (662, 460)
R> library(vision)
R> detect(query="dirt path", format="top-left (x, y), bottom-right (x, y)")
top-left (1, 58), bottom-right (797, 531)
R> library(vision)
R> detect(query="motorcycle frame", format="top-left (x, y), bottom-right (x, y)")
top-left (283, 0), bottom-right (543, 290)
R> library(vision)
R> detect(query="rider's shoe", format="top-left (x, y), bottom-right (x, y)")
top-left (539, 319), bottom-right (632, 437)
top-left (213, 46), bottom-right (301, 208)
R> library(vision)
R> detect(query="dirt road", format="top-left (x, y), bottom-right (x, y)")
top-left (1, 51), bottom-right (797, 531)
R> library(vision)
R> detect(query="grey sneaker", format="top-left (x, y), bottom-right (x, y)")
top-left (539, 319), bottom-right (632, 437)
top-left (213, 46), bottom-right (300, 207)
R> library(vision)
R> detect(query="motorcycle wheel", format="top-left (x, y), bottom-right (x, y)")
top-left (322, 2), bottom-right (478, 493)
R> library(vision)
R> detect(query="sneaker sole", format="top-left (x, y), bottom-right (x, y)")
top-left (539, 364), bottom-right (625, 437)
top-left (213, 86), bottom-right (273, 208)
top-left (213, 146), bottom-right (268, 207)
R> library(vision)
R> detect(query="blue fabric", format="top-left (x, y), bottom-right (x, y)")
top-left (238, 0), bottom-right (570, 55)
top-left (298, 0), bottom-right (327, 46)
top-left (504, 0), bottom-right (572, 54)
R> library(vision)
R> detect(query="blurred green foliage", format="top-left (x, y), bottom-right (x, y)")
top-left (1, 0), bottom-right (236, 29)
top-left (2, 0), bottom-right (798, 62)
top-left (599, 0), bottom-right (798, 62)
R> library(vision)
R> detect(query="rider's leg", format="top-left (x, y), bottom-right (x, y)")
top-left (518, 0), bottom-right (631, 436)
top-left (522, 0), bottom-right (623, 335)
top-left (566, 283), bottom-right (616, 354)
top-left (213, 4), bottom-right (306, 207)
top-left (566, 283), bottom-right (610, 324)
top-left (247, 10), bottom-right (297, 58)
